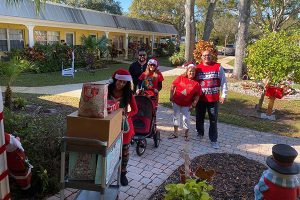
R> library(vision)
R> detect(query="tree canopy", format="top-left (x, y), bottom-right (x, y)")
top-left (128, 0), bottom-right (185, 36)
top-left (63, 0), bottom-right (123, 15)
top-left (251, 0), bottom-right (300, 32)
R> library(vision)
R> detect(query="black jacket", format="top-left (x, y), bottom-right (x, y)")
top-left (129, 61), bottom-right (147, 91)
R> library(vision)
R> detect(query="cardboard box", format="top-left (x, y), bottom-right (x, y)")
top-left (66, 109), bottom-right (122, 147)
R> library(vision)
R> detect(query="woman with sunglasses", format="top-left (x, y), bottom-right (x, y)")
top-left (138, 58), bottom-right (164, 97)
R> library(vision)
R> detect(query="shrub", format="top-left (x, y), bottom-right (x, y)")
top-left (165, 179), bottom-right (213, 200)
top-left (245, 29), bottom-right (300, 85)
top-left (4, 108), bottom-right (64, 198)
top-left (169, 45), bottom-right (185, 66)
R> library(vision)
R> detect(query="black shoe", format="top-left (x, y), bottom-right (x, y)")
top-left (121, 171), bottom-right (128, 186)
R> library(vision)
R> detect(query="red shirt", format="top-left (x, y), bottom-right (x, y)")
top-left (172, 75), bottom-right (201, 107)
top-left (139, 71), bottom-right (164, 90)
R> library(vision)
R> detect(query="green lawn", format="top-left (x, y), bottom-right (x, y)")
top-left (227, 59), bottom-right (235, 67)
top-left (0, 63), bottom-right (128, 87)
top-left (159, 76), bottom-right (300, 137)
top-left (157, 56), bottom-right (172, 67)
top-left (293, 84), bottom-right (300, 89)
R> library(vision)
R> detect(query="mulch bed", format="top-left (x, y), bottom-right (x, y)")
top-left (149, 153), bottom-right (267, 200)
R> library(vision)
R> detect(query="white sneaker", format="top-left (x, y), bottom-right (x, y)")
top-left (211, 142), bottom-right (220, 149)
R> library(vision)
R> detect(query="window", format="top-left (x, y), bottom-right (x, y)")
top-left (35, 31), bottom-right (60, 45)
top-left (112, 36), bottom-right (118, 48)
top-left (0, 29), bottom-right (8, 51)
top-left (66, 33), bottom-right (74, 46)
top-left (35, 31), bottom-right (47, 45)
top-left (47, 31), bottom-right (59, 44)
top-left (90, 34), bottom-right (97, 39)
top-left (119, 36), bottom-right (124, 49)
top-left (9, 29), bottom-right (24, 50)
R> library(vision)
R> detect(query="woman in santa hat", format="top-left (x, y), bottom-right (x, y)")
top-left (138, 58), bottom-right (164, 97)
top-left (108, 68), bottom-right (138, 186)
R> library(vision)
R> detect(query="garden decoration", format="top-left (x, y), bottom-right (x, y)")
top-left (179, 145), bottom-right (215, 183)
top-left (254, 144), bottom-right (300, 200)
top-left (4, 132), bottom-right (33, 190)
top-left (261, 79), bottom-right (293, 120)
top-left (193, 40), bottom-right (218, 64)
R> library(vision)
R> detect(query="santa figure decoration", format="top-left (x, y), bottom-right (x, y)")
top-left (254, 144), bottom-right (300, 200)
top-left (5, 132), bottom-right (33, 190)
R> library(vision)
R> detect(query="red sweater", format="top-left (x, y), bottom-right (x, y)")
top-left (196, 62), bottom-right (221, 102)
top-left (172, 75), bottom-right (201, 106)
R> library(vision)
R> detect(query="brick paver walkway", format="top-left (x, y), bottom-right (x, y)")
top-left (49, 105), bottom-right (300, 200)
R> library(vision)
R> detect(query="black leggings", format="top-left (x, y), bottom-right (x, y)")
top-left (121, 144), bottom-right (130, 172)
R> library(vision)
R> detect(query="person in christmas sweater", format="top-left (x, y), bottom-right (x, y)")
top-left (254, 144), bottom-right (300, 200)
top-left (138, 58), bottom-right (164, 104)
top-left (195, 50), bottom-right (227, 149)
top-left (169, 64), bottom-right (201, 141)
top-left (108, 68), bottom-right (138, 186)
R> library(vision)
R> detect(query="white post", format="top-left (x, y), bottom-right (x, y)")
top-left (0, 88), bottom-right (10, 200)
top-left (25, 24), bottom-right (35, 47)
top-left (105, 31), bottom-right (109, 39)
top-left (124, 33), bottom-right (128, 60)
top-left (151, 35), bottom-right (155, 56)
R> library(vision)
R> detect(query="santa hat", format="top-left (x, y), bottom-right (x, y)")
top-left (112, 68), bottom-right (132, 82)
top-left (182, 61), bottom-right (195, 68)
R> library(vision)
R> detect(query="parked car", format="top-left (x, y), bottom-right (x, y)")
top-left (221, 44), bottom-right (235, 56)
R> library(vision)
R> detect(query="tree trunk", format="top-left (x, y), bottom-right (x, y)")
top-left (202, 0), bottom-right (216, 41)
top-left (256, 89), bottom-right (266, 111)
top-left (4, 85), bottom-right (12, 110)
top-left (233, 0), bottom-right (251, 79)
top-left (184, 0), bottom-right (195, 62)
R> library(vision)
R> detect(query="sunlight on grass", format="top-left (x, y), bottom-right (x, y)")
top-left (227, 59), bottom-right (235, 66)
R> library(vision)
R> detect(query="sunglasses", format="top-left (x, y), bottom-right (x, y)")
top-left (149, 64), bottom-right (157, 66)
top-left (139, 54), bottom-right (146, 57)
top-left (202, 54), bottom-right (211, 57)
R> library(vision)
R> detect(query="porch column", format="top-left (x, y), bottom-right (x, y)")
top-left (124, 33), bottom-right (129, 60)
top-left (151, 35), bottom-right (155, 56)
top-left (105, 31), bottom-right (109, 39)
top-left (25, 24), bottom-right (35, 47)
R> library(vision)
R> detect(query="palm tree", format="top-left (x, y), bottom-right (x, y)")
top-left (81, 35), bottom-right (108, 69)
top-left (0, 57), bottom-right (29, 109)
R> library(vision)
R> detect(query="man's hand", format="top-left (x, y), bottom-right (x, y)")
top-left (220, 98), bottom-right (226, 104)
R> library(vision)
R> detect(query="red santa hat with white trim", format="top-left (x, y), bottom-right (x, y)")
top-left (112, 68), bottom-right (132, 81)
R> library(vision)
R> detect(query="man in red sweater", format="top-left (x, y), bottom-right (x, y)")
top-left (195, 50), bottom-right (227, 149)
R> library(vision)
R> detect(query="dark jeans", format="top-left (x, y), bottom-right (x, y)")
top-left (196, 101), bottom-right (219, 142)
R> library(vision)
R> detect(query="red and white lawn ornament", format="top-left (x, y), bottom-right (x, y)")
top-left (0, 88), bottom-right (11, 200)
top-left (5, 133), bottom-right (33, 190)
